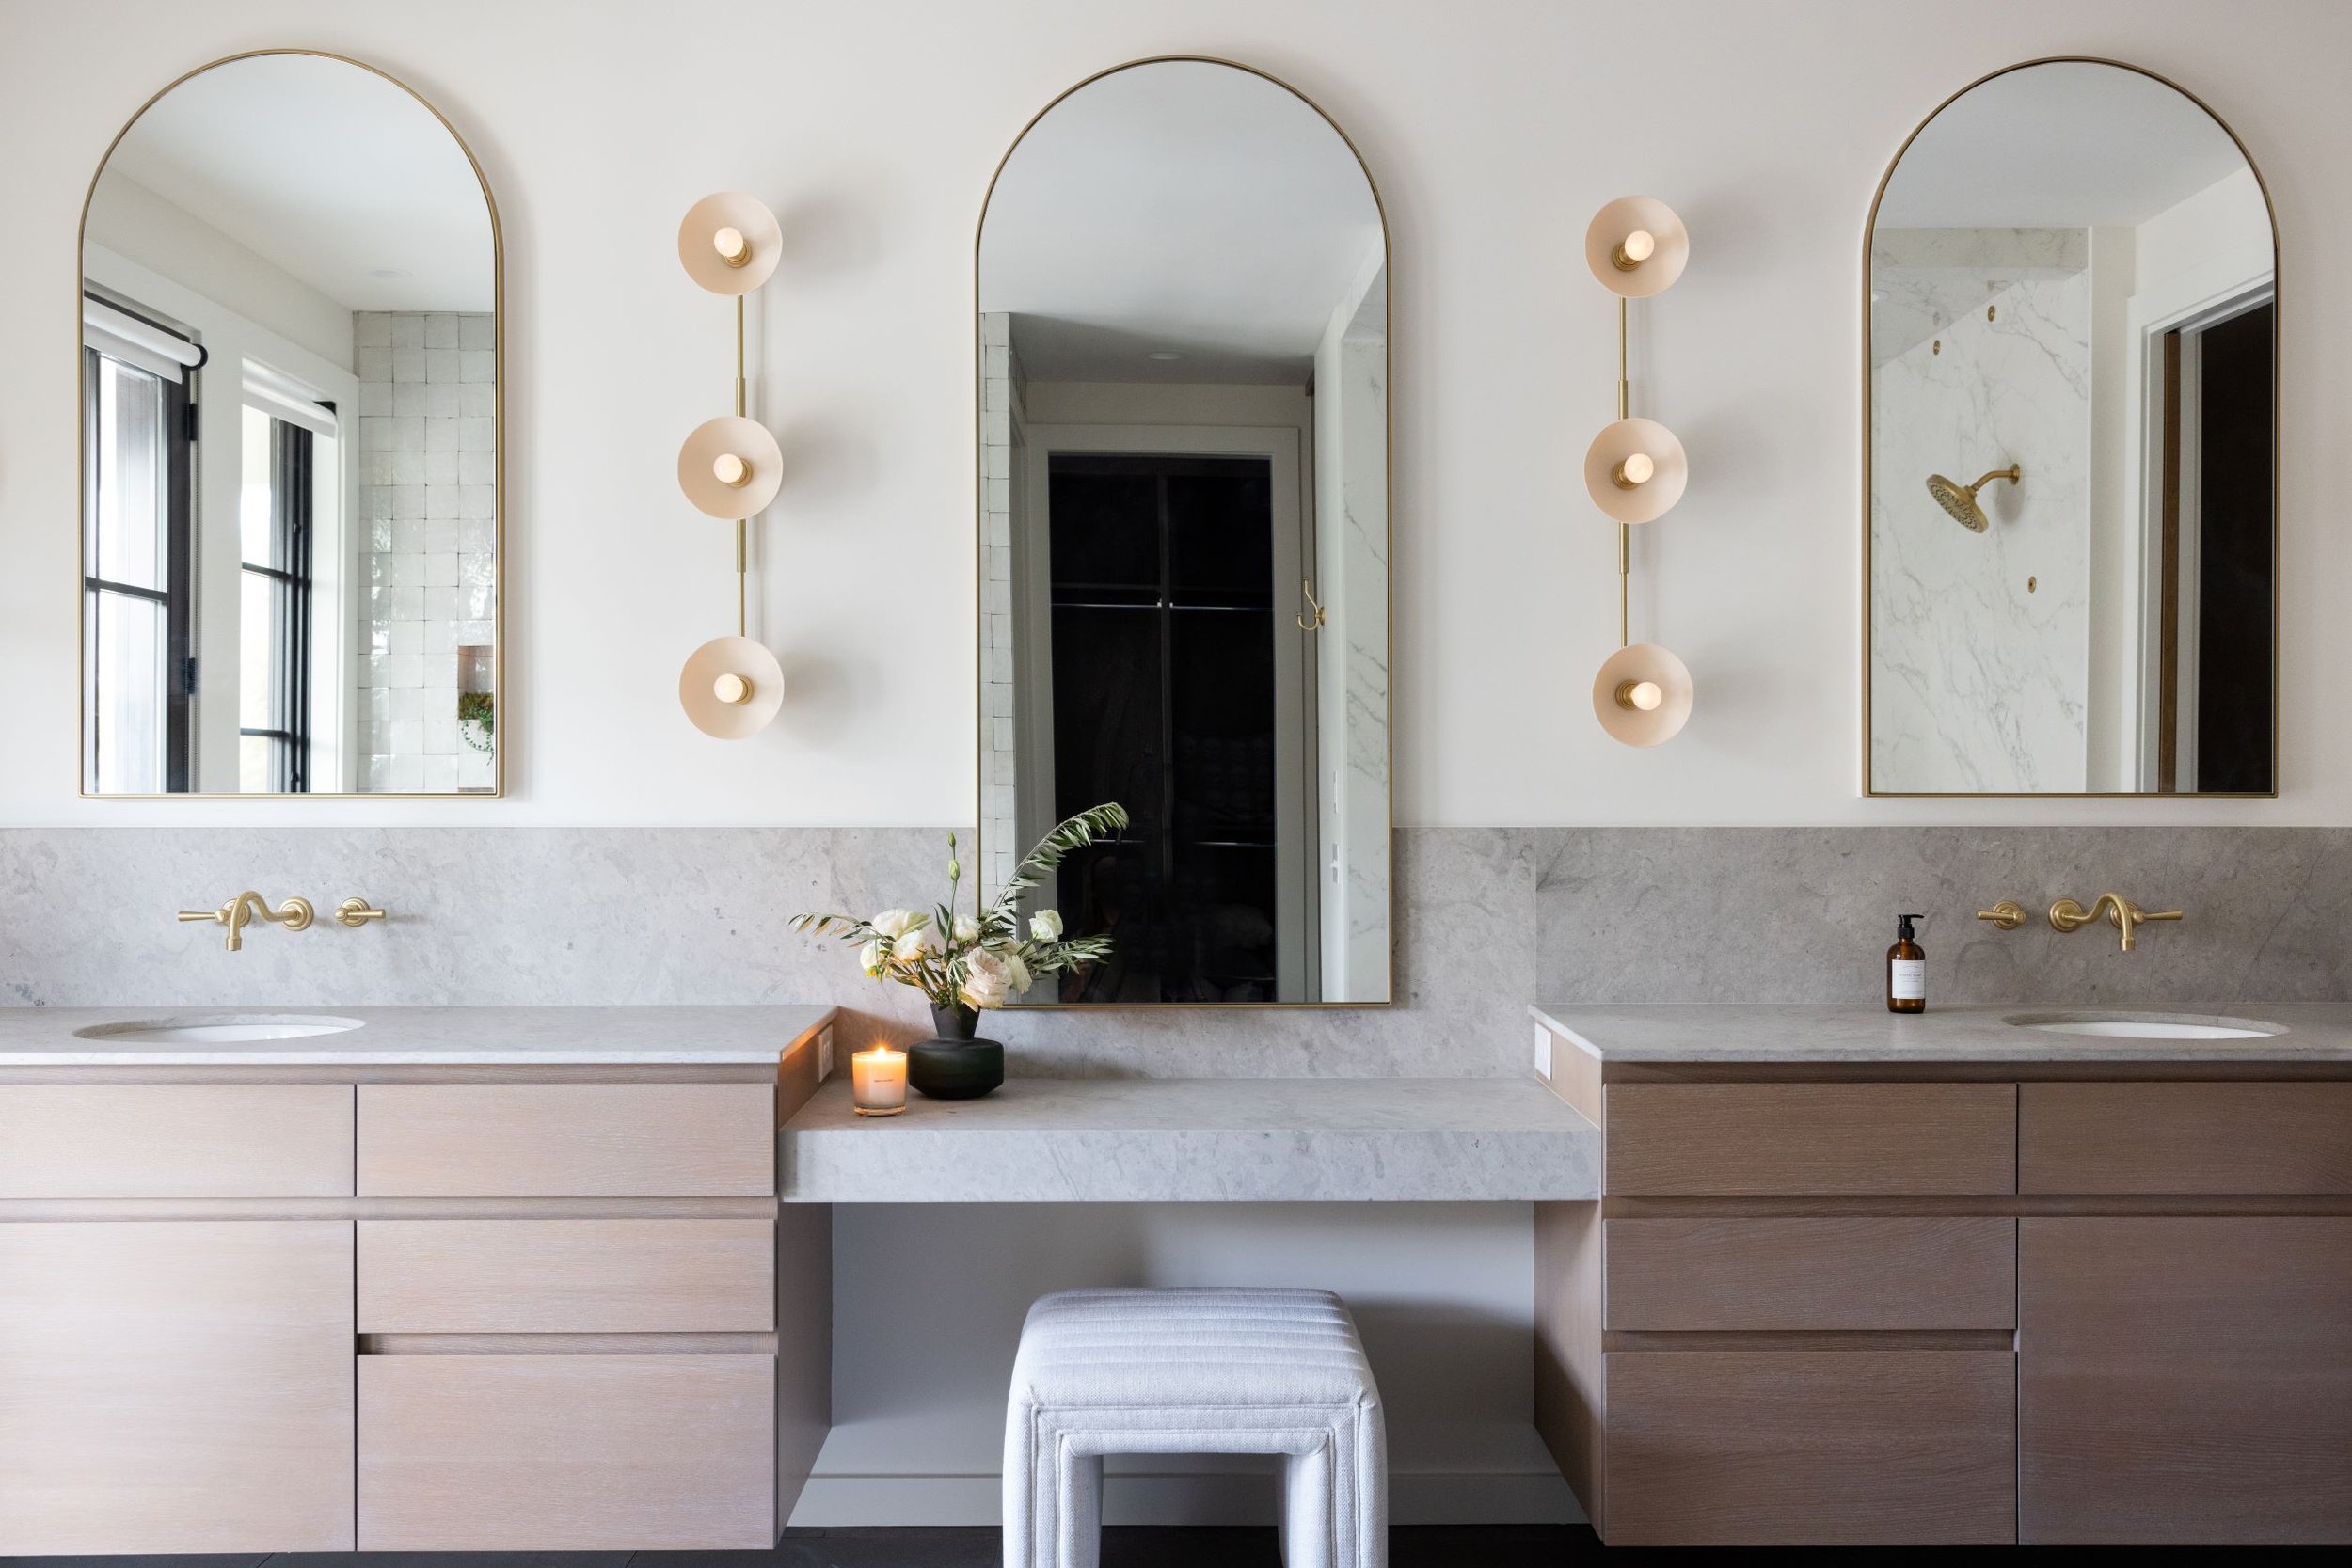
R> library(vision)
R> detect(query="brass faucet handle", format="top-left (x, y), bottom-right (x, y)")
top-left (1975, 899), bottom-right (2026, 931)
top-left (335, 898), bottom-right (388, 928)
top-left (177, 907), bottom-right (228, 925)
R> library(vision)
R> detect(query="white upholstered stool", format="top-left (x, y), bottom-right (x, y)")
top-left (1003, 1286), bottom-right (1387, 1568)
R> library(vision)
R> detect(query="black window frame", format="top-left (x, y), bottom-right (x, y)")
top-left (240, 415), bottom-right (315, 794)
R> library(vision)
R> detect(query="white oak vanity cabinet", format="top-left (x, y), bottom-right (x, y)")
top-left (1535, 1053), bottom-right (2352, 1546)
top-left (0, 1015), bottom-right (832, 1556)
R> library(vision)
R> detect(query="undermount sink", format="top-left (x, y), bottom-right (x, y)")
top-left (2006, 1011), bottom-right (2284, 1041)
top-left (72, 1014), bottom-right (366, 1044)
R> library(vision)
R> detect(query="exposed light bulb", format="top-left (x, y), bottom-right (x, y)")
top-left (712, 452), bottom-right (751, 488)
top-left (1616, 679), bottom-right (1664, 712)
top-left (1613, 229), bottom-right (1658, 270)
top-left (1613, 451), bottom-right (1657, 489)
top-left (712, 673), bottom-right (752, 705)
top-left (712, 225), bottom-right (750, 266)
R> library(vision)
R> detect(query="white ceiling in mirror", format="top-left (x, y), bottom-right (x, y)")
top-left (980, 59), bottom-right (1382, 384)
top-left (99, 54), bottom-right (492, 311)
top-left (1876, 60), bottom-right (2249, 228)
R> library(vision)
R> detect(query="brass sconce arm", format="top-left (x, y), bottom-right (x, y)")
top-left (2049, 893), bottom-right (2184, 953)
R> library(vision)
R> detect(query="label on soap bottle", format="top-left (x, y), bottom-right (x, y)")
top-left (1890, 959), bottom-right (1926, 1002)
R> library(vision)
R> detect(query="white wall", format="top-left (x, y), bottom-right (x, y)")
top-left (5, 0), bottom-right (2348, 827)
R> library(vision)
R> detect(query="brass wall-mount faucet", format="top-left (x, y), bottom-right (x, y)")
top-left (2049, 892), bottom-right (2183, 953)
top-left (177, 892), bottom-right (387, 952)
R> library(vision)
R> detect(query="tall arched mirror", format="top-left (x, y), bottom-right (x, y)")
top-left (81, 52), bottom-right (501, 796)
top-left (977, 58), bottom-right (1391, 1005)
top-left (1867, 59), bottom-right (2276, 796)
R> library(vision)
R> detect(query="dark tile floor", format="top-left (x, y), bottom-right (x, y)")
top-left (4, 1528), bottom-right (1597, 1568)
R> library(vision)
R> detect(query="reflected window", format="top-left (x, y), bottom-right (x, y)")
top-left (238, 404), bottom-right (315, 792)
top-left (81, 304), bottom-right (194, 793)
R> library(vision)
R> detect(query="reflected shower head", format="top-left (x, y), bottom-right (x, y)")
top-left (1925, 464), bottom-right (2022, 532)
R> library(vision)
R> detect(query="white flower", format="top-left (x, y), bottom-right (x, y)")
top-left (870, 908), bottom-right (920, 939)
top-left (953, 914), bottom-right (980, 945)
top-left (1000, 947), bottom-right (1032, 993)
top-left (856, 938), bottom-right (887, 976)
top-left (892, 926), bottom-right (942, 963)
top-left (960, 947), bottom-right (1015, 1010)
top-left (1029, 909), bottom-right (1064, 942)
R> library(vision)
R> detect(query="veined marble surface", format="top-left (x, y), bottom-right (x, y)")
top-left (1534, 1002), bottom-right (2352, 1064)
top-left (0, 1004), bottom-right (834, 1067)
top-left (781, 1075), bottom-right (1599, 1202)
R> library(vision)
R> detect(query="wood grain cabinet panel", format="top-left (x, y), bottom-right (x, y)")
top-left (2020, 1216), bottom-right (2352, 1544)
top-left (0, 1084), bottom-right (352, 1197)
top-left (1605, 1083), bottom-right (2016, 1196)
top-left (358, 1083), bottom-right (774, 1196)
top-left (358, 1218), bottom-right (774, 1333)
top-left (1606, 1350), bottom-right (2017, 1545)
top-left (358, 1354), bottom-right (776, 1549)
top-left (1605, 1216), bottom-right (2016, 1331)
top-left (2020, 1082), bottom-right (2352, 1194)
top-left (0, 1221), bottom-right (356, 1554)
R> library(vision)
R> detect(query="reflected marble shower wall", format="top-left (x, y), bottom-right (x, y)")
top-left (1870, 230), bottom-right (2090, 792)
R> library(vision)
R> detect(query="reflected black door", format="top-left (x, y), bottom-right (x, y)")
top-left (1046, 453), bottom-right (1277, 1003)
top-left (2194, 302), bottom-right (2273, 793)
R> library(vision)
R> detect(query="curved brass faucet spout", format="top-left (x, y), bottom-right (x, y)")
top-left (177, 891), bottom-right (314, 952)
top-left (2049, 892), bottom-right (2184, 954)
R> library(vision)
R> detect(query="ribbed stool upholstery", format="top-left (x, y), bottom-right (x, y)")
top-left (1003, 1287), bottom-right (1386, 1568)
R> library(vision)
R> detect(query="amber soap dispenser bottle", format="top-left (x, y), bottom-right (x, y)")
top-left (1887, 913), bottom-right (1926, 1013)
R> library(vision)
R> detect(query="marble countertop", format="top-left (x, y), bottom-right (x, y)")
top-left (0, 1005), bottom-right (835, 1066)
top-left (1534, 1003), bottom-right (2352, 1064)
top-left (781, 1076), bottom-right (1601, 1203)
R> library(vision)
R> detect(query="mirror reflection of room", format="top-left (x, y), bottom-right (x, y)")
top-left (1868, 61), bottom-right (2274, 795)
top-left (81, 53), bottom-right (498, 796)
top-left (977, 59), bottom-right (1391, 1003)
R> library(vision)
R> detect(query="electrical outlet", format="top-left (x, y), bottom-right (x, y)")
top-left (1532, 1027), bottom-right (1553, 1081)
top-left (818, 1025), bottom-right (834, 1081)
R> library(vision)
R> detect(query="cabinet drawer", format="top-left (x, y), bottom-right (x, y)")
top-left (0, 1085), bottom-right (352, 1198)
top-left (358, 1354), bottom-right (775, 1549)
top-left (1607, 1350), bottom-right (2016, 1544)
top-left (357, 1084), bottom-right (773, 1196)
top-left (2021, 1082), bottom-right (2352, 1195)
top-left (358, 1219), bottom-right (774, 1333)
top-left (1605, 1216), bottom-right (2016, 1331)
top-left (1606, 1084), bottom-right (2016, 1196)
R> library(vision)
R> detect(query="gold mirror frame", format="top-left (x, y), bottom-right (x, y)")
top-left (1861, 55), bottom-right (2280, 799)
top-left (76, 48), bottom-right (506, 799)
top-left (971, 55), bottom-right (1397, 1007)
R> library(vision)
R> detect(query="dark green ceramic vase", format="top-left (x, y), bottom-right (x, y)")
top-left (908, 1003), bottom-right (1005, 1099)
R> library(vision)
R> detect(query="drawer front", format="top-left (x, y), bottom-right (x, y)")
top-left (358, 1354), bottom-right (775, 1549)
top-left (358, 1218), bottom-right (774, 1333)
top-left (1606, 1084), bottom-right (2016, 1196)
top-left (0, 1085), bottom-right (352, 1198)
top-left (1605, 1216), bottom-right (2017, 1332)
top-left (2021, 1082), bottom-right (2352, 1195)
top-left (1606, 1350), bottom-right (2017, 1544)
top-left (357, 1083), bottom-right (773, 1196)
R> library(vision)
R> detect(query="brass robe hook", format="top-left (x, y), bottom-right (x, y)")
top-left (1297, 578), bottom-right (1326, 633)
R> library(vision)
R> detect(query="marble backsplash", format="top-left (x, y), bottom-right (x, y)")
top-left (3, 826), bottom-right (2344, 1076)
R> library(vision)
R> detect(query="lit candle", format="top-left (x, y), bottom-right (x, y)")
top-left (712, 224), bottom-right (750, 266)
top-left (851, 1045), bottom-right (907, 1117)
top-left (1613, 451), bottom-right (1656, 489)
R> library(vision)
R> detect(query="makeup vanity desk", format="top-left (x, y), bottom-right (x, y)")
top-left (0, 1004), bottom-right (1599, 1557)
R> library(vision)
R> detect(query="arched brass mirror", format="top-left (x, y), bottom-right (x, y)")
top-left (80, 51), bottom-right (501, 795)
top-left (1866, 59), bottom-right (2276, 796)
top-left (977, 58), bottom-right (1391, 1004)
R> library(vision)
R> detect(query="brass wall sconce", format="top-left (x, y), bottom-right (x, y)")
top-left (1584, 197), bottom-right (1693, 746)
top-left (676, 192), bottom-right (786, 738)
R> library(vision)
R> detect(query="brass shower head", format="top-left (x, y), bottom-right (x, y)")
top-left (1925, 464), bottom-right (2022, 533)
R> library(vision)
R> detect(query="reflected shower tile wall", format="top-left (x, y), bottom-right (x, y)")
top-left (355, 310), bottom-right (496, 792)
top-left (977, 313), bottom-right (1025, 893)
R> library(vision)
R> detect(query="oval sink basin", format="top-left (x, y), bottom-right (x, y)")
top-left (2007, 1011), bottom-right (2283, 1041)
top-left (72, 1014), bottom-right (366, 1044)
